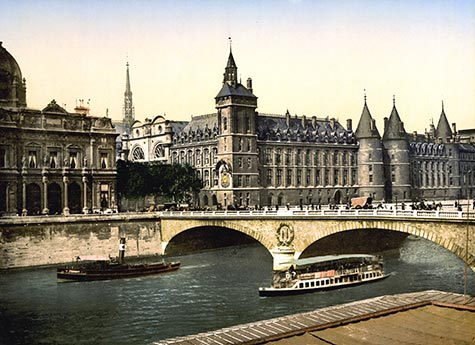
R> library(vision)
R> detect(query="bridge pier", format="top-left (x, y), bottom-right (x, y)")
top-left (271, 247), bottom-right (297, 271)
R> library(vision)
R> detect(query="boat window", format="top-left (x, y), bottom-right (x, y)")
top-left (299, 283), bottom-right (304, 288)
top-left (310, 281), bottom-right (315, 287)
top-left (316, 281), bottom-right (320, 286)
top-left (305, 282), bottom-right (310, 288)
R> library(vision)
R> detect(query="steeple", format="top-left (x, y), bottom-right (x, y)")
top-left (123, 61), bottom-right (135, 129)
top-left (383, 95), bottom-right (406, 140)
top-left (223, 37), bottom-right (238, 86)
top-left (436, 100), bottom-right (452, 142)
top-left (355, 93), bottom-right (381, 139)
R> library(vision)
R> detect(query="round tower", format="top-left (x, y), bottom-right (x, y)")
top-left (382, 97), bottom-right (411, 203)
top-left (355, 96), bottom-right (385, 202)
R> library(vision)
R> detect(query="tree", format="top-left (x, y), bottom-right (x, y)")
top-left (116, 160), bottom-right (203, 205)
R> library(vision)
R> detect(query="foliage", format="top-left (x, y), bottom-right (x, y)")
top-left (116, 160), bottom-right (203, 203)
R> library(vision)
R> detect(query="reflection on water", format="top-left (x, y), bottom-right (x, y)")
top-left (1, 237), bottom-right (474, 345)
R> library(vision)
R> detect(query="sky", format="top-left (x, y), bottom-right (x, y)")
top-left (1, 0), bottom-right (474, 132)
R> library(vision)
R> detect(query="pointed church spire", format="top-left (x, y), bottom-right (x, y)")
top-left (123, 61), bottom-right (135, 129)
top-left (223, 37), bottom-right (238, 86)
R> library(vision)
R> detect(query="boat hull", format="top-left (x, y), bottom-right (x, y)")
top-left (259, 273), bottom-right (391, 297)
top-left (57, 262), bottom-right (180, 282)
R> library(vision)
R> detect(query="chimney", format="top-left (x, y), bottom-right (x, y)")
top-left (452, 122), bottom-right (457, 134)
top-left (301, 115), bottom-right (306, 127)
top-left (346, 119), bottom-right (352, 131)
top-left (285, 110), bottom-right (291, 127)
top-left (312, 116), bottom-right (317, 128)
top-left (429, 123), bottom-right (435, 137)
top-left (412, 131), bottom-right (417, 141)
top-left (371, 119), bottom-right (376, 131)
top-left (246, 78), bottom-right (253, 93)
top-left (383, 117), bottom-right (388, 132)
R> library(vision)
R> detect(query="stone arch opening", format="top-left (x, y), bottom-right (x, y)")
top-left (0, 182), bottom-right (6, 214)
top-left (26, 183), bottom-right (41, 215)
top-left (164, 226), bottom-right (266, 256)
top-left (68, 182), bottom-right (82, 214)
top-left (333, 189), bottom-right (341, 204)
top-left (47, 182), bottom-right (62, 215)
top-left (299, 229), bottom-right (408, 258)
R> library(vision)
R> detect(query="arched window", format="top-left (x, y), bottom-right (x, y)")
top-left (153, 144), bottom-right (163, 159)
top-left (132, 146), bottom-right (145, 160)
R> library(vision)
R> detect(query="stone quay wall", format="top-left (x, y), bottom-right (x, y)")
top-left (0, 214), bottom-right (163, 269)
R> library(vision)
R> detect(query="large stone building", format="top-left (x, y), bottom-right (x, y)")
top-left (121, 47), bottom-right (475, 209)
top-left (0, 42), bottom-right (117, 216)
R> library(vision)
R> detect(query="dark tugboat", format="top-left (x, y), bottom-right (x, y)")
top-left (57, 238), bottom-right (180, 282)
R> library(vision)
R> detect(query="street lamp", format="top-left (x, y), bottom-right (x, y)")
top-left (464, 169), bottom-right (472, 302)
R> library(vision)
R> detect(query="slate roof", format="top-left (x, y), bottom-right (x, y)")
top-left (256, 113), bottom-right (354, 144)
top-left (215, 82), bottom-right (256, 99)
top-left (355, 102), bottom-right (381, 139)
top-left (383, 104), bottom-right (407, 140)
top-left (436, 106), bottom-right (452, 142)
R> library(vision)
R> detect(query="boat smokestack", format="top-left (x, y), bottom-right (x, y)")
top-left (119, 237), bottom-right (126, 264)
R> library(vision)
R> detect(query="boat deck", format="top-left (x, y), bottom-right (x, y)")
top-left (155, 290), bottom-right (475, 345)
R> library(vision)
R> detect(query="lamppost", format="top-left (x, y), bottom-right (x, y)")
top-left (464, 169), bottom-right (472, 302)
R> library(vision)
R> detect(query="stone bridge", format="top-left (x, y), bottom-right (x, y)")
top-left (160, 209), bottom-right (475, 271)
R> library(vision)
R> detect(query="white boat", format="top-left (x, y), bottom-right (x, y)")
top-left (259, 254), bottom-right (389, 296)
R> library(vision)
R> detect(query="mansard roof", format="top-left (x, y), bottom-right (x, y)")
top-left (383, 104), bottom-right (406, 140)
top-left (355, 101), bottom-right (381, 139)
top-left (256, 113), bottom-right (355, 144)
top-left (436, 104), bottom-right (452, 142)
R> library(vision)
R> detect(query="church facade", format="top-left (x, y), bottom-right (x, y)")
top-left (0, 42), bottom-right (117, 216)
top-left (121, 48), bottom-right (475, 209)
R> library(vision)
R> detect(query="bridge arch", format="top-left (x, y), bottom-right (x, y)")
top-left (160, 219), bottom-right (276, 254)
top-left (297, 220), bottom-right (470, 268)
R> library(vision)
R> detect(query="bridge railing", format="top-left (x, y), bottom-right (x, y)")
top-left (160, 208), bottom-right (475, 220)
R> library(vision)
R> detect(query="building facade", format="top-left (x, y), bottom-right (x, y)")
top-left (0, 42), bottom-right (117, 216)
top-left (122, 48), bottom-right (475, 209)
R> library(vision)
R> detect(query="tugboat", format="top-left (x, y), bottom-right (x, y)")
top-left (259, 254), bottom-right (389, 296)
top-left (57, 238), bottom-right (180, 282)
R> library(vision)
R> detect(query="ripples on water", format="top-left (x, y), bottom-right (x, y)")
top-left (1, 238), bottom-right (474, 345)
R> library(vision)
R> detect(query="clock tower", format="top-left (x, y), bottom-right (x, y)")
top-left (215, 45), bottom-right (259, 209)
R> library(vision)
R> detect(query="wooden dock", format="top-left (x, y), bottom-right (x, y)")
top-left (154, 290), bottom-right (475, 345)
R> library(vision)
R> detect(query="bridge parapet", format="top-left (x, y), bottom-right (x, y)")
top-left (161, 209), bottom-right (474, 220)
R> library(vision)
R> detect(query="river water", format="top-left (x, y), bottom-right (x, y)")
top-left (1, 237), bottom-right (474, 345)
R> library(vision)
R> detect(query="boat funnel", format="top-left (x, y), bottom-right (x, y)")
top-left (118, 237), bottom-right (126, 264)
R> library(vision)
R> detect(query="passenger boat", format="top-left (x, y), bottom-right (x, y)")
top-left (259, 254), bottom-right (389, 296)
top-left (57, 238), bottom-right (180, 282)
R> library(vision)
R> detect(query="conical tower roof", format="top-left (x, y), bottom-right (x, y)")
top-left (383, 97), bottom-right (406, 140)
top-left (355, 99), bottom-right (381, 139)
top-left (436, 102), bottom-right (452, 142)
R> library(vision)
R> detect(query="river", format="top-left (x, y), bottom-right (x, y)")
top-left (1, 237), bottom-right (474, 345)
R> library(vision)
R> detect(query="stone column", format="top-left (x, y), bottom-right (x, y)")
top-left (42, 176), bottom-right (49, 215)
top-left (21, 178), bottom-right (27, 216)
top-left (82, 176), bottom-right (88, 214)
top-left (63, 176), bottom-right (70, 216)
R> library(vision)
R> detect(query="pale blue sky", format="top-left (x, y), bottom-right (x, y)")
top-left (1, 0), bottom-right (474, 131)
